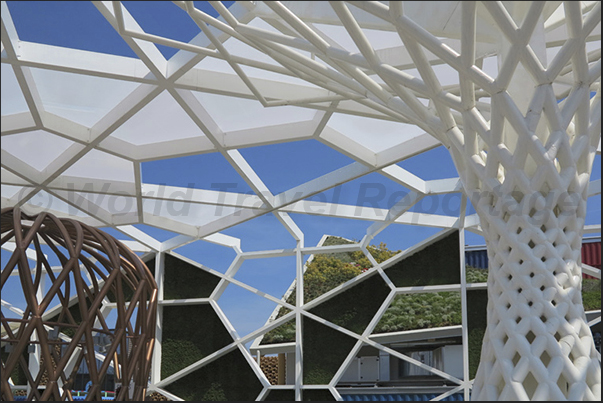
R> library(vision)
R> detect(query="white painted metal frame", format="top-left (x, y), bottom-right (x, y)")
top-left (1, 1), bottom-right (601, 401)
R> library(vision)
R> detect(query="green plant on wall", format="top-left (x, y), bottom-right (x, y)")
top-left (163, 254), bottom-right (221, 300)
top-left (1, 347), bottom-right (28, 386)
top-left (466, 289), bottom-right (488, 379)
top-left (261, 238), bottom-right (398, 345)
top-left (155, 253), bottom-right (265, 400)
top-left (202, 382), bottom-right (227, 401)
top-left (165, 349), bottom-right (262, 401)
top-left (302, 317), bottom-right (358, 384)
top-left (384, 232), bottom-right (460, 287)
top-left (302, 389), bottom-right (336, 401)
top-left (309, 273), bottom-right (391, 335)
top-left (261, 234), bottom-right (464, 345)
top-left (264, 390), bottom-right (296, 401)
top-left (161, 304), bottom-right (232, 379)
top-left (257, 231), bottom-right (600, 385)
top-left (301, 273), bottom-right (390, 384)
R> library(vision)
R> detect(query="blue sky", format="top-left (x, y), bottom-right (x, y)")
top-left (3, 1), bottom-right (601, 338)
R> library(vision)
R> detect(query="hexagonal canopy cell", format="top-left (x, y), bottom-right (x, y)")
top-left (160, 303), bottom-right (233, 379)
top-left (302, 316), bottom-right (358, 385)
top-left (162, 253), bottom-right (221, 300)
top-left (384, 230), bottom-right (461, 287)
top-left (374, 291), bottom-right (463, 334)
top-left (164, 348), bottom-right (264, 401)
top-left (308, 272), bottom-right (391, 335)
top-left (1, 1), bottom-right (601, 401)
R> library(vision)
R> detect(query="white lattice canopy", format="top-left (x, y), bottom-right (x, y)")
top-left (1, 1), bottom-right (601, 401)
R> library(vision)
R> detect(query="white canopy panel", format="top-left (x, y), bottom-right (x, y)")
top-left (1, 2), bottom-right (600, 401)
top-left (1, 0), bottom-right (600, 240)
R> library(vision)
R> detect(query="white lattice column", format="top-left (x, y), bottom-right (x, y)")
top-left (465, 2), bottom-right (601, 399)
top-left (190, 1), bottom-right (601, 399)
top-left (469, 174), bottom-right (600, 400)
top-left (462, 64), bottom-right (602, 401)
top-left (464, 99), bottom-right (603, 399)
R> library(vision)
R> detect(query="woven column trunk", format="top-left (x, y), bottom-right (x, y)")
top-left (469, 185), bottom-right (600, 400)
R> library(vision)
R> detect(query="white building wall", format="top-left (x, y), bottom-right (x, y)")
top-left (440, 345), bottom-right (464, 380)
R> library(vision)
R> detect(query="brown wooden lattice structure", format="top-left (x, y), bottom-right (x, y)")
top-left (1, 207), bottom-right (157, 401)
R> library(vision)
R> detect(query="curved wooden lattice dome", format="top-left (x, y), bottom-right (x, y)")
top-left (1, 207), bottom-right (157, 401)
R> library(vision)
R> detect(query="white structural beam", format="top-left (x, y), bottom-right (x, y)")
top-left (1, 1), bottom-right (600, 401)
top-left (362, 191), bottom-right (424, 247)
top-left (14, 41), bottom-right (153, 83)
top-left (458, 195), bottom-right (471, 400)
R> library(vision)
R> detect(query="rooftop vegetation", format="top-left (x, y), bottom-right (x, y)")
top-left (261, 237), bottom-right (398, 345)
top-left (375, 291), bottom-right (462, 333)
top-left (258, 234), bottom-right (601, 385)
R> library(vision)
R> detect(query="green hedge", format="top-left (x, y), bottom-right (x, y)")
top-left (163, 254), bottom-right (221, 300)
top-left (466, 290), bottom-right (488, 379)
top-left (261, 273), bottom-right (390, 345)
top-left (1, 347), bottom-right (28, 386)
top-left (161, 304), bottom-right (231, 379)
top-left (302, 317), bottom-right (357, 384)
top-left (309, 273), bottom-right (390, 335)
top-left (258, 231), bottom-right (600, 384)
top-left (165, 349), bottom-right (262, 401)
top-left (158, 255), bottom-right (263, 400)
top-left (385, 231), bottom-right (460, 287)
